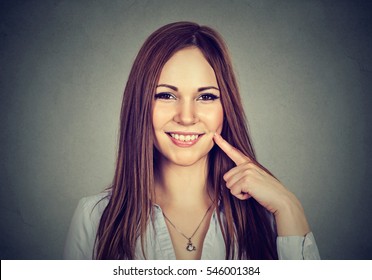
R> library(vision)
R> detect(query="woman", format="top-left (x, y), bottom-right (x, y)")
top-left (64, 21), bottom-right (320, 260)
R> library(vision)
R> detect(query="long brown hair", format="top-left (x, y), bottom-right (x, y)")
top-left (95, 22), bottom-right (278, 259)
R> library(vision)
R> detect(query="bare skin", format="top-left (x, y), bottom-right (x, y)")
top-left (154, 157), bottom-right (213, 259)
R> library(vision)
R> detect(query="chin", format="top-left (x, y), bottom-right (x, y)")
top-left (173, 159), bottom-right (204, 167)
top-left (155, 140), bottom-right (214, 167)
top-left (169, 154), bottom-right (207, 167)
top-left (159, 149), bottom-right (210, 167)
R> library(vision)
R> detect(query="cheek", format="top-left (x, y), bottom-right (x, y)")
top-left (215, 107), bottom-right (224, 132)
top-left (152, 105), bottom-right (172, 129)
top-left (152, 106), bottom-right (168, 149)
top-left (198, 104), bottom-right (224, 132)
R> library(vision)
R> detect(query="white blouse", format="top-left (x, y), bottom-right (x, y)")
top-left (63, 192), bottom-right (320, 260)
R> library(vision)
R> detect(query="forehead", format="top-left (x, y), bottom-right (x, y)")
top-left (158, 47), bottom-right (218, 87)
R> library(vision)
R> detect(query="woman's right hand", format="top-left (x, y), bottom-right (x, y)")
top-left (213, 133), bottom-right (310, 236)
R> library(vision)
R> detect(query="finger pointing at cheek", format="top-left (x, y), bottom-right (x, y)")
top-left (213, 134), bottom-right (311, 236)
top-left (213, 133), bottom-right (254, 200)
top-left (213, 133), bottom-right (251, 166)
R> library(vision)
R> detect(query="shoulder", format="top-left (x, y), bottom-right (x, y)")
top-left (63, 191), bottom-right (111, 259)
top-left (77, 191), bottom-right (110, 217)
top-left (73, 191), bottom-right (111, 230)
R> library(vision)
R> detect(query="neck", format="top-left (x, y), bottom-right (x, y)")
top-left (154, 156), bottom-right (211, 208)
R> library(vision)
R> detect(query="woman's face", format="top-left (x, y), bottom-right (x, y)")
top-left (152, 47), bottom-right (223, 167)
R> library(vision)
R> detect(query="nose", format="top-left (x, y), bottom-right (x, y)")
top-left (173, 100), bottom-right (198, 125)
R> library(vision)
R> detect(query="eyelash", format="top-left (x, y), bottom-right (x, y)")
top-left (154, 92), bottom-right (176, 100)
top-left (154, 93), bottom-right (220, 101)
top-left (197, 93), bottom-right (220, 101)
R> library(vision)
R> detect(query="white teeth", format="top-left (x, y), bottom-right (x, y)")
top-left (169, 133), bottom-right (200, 142)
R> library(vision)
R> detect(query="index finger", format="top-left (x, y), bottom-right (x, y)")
top-left (213, 133), bottom-right (251, 165)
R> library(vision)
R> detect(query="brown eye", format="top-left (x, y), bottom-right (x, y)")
top-left (154, 93), bottom-right (176, 100)
top-left (197, 93), bottom-right (220, 101)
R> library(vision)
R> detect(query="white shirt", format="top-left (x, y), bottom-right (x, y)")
top-left (63, 192), bottom-right (320, 260)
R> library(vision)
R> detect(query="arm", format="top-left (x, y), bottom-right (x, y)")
top-left (277, 232), bottom-right (320, 260)
top-left (63, 194), bottom-right (106, 259)
top-left (213, 133), bottom-right (320, 259)
top-left (63, 198), bottom-right (94, 259)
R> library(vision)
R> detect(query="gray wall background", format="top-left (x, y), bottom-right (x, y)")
top-left (1, 0), bottom-right (371, 259)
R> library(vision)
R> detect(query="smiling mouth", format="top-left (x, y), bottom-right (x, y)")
top-left (165, 132), bottom-right (205, 146)
top-left (168, 133), bottom-right (201, 141)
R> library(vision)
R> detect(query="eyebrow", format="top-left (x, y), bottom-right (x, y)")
top-left (156, 84), bottom-right (220, 92)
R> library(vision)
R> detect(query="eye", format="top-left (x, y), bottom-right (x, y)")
top-left (154, 92), bottom-right (176, 100)
top-left (197, 93), bottom-right (220, 102)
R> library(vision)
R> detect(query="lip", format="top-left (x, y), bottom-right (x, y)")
top-left (165, 131), bottom-right (205, 148)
